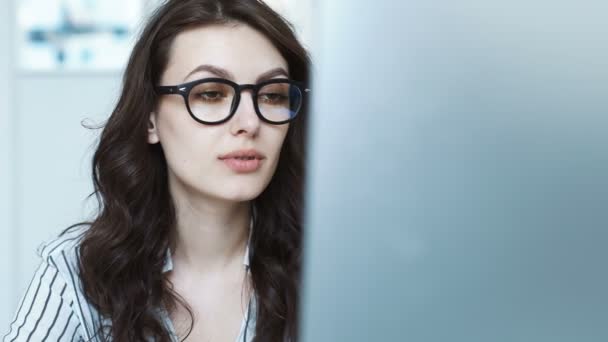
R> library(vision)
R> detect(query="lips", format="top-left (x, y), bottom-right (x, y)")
top-left (221, 158), bottom-right (262, 173)
top-left (218, 149), bottom-right (266, 160)
top-left (219, 149), bottom-right (265, 173)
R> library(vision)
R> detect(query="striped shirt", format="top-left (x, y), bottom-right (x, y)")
top-left (2, 226), bottom-right (256, 342)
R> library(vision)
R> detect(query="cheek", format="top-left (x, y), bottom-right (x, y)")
top-left (266, 126), bottom-right (290, 171)
top-left (278, 126), bottom-right (290, 154)
top-left (156, 111), bottom-right (220, 177)
top-left (273, 125), bottom-right (290, 152)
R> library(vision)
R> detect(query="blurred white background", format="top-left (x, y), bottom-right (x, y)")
top-left (0, 0), bottom-right (313, 332)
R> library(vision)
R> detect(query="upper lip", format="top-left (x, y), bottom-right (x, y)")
top-left (218, 149), bottom-right (266, 160)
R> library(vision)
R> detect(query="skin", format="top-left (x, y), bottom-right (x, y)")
top-left (147, 23), bottom-right (290, 341)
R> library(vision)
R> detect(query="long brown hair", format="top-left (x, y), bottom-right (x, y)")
top-left (76, 0), bottom-right (310, 340)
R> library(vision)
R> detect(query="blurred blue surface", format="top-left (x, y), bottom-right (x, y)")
top-left (301, 1), bottom-right (608, 341)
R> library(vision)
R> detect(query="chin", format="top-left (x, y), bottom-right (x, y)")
top-left (217, 185), bottom-right (265, 203)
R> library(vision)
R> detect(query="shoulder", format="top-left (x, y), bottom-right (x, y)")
top-left (37, 224), bottom-right (89, 268)
top-left (36, 224), bottom-right (106, 340)
top-left (36, 223), bottom-right (89, 286)
top-left (3, 224), bottom-right (93, 341)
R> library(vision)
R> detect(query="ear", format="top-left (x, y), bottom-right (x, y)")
top-left (147, 112), bottom-right (160, 144)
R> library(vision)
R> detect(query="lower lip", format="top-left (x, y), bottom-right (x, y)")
top-left (220, 158), bottom-right (263, 173)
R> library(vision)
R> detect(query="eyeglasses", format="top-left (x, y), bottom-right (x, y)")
top-left (155, 77), bottom-right (310, 125)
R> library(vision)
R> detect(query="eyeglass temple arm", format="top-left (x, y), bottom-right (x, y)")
top-left (156, 85), bottom-right (187, 95)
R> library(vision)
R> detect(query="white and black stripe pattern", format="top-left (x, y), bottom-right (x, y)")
top-left (3, 222), bottom-right (257, 342)
top-left (2, 228), bottom-right (88, 342)
top-left (2, 257), bottom-right (83, 341)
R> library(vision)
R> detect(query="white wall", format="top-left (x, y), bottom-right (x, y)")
top-left (0, 0), bottom-right (16, 332)
top-left (1, 74), bottom-right (121, 333)
top-left (0, 0), bottom-right (122, 331)
top-left (264, 0), bottom-right (315, 51)
top-left (13, 74), bottom-right (121, 295)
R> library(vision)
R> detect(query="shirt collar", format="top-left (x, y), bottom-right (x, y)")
top-left (162, 216), bottom-right (253, 273)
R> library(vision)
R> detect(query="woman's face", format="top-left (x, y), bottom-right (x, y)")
top-left (149, 23), bottom-right (290, 203)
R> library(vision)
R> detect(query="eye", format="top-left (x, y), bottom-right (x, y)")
top-left (195, 90), bottom-right (227, 101)
top-left (259, 93), bottom-right (288, 104)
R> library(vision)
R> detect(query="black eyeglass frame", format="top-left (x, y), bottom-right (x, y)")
top-left (155, 77), bottom-right (310, 125)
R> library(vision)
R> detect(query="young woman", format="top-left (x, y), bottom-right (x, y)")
top-left (4, 0), bottom-right (311, 341)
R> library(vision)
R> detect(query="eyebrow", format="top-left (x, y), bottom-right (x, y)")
top-left (183, 64), bottom-right (289, 83)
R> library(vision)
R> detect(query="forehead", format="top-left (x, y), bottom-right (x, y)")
top-left (162, 23), bottom-right (289, 84)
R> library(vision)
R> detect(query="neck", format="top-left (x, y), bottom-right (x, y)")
top-left (170, 191), bottom-right (251, 276)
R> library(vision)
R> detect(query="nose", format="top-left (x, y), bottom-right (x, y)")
top-left (229, 89), bottom-right (261, 137)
